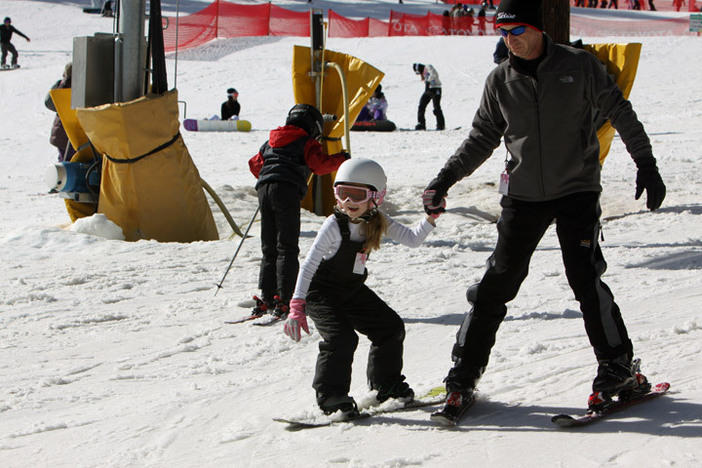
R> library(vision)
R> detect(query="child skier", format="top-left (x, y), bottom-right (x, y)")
top-left (248, 103), bottom-right (348, 318)
top-left (282, 158), bottom-right (438, 416)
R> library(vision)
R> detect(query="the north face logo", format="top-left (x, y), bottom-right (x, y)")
top-left (559, 76), bottom-right (574, 83)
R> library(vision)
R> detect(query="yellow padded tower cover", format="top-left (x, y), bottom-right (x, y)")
top-left (584, 43), bottom-right (642, 165)
top-left (76, 90), bottom-right (218, 242)
top-left (292, 45), bottom-right (384, 216)
top-left (49, 88), bottom-right (98, 222)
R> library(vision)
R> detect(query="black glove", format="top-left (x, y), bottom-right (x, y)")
top-left (634, 157), bottom-right (666, 211)
top-left (422, 173), bottom-right (456, 216)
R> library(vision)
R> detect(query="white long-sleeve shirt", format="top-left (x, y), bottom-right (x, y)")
top-left (422, 64), bottom-right (442, 89)
top-left (292, 212), bottom-right (435, 300)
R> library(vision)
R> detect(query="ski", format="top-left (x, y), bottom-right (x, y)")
top-left (251, 315), bottom-right (283, 326)
top-left (224, 313), bottom-right (283, 325)
top-left (225, 295), bottom-right (277, 325)
top-left (429, 392), bottom-right (477, 426)
top-left (224, 313), bottom-right (264, 324)
top-left (275, 387), bottom-right (446, 431)
top-left (551, 382), bottom-right (670, 428)
top-left (274, 411), bottom-right (371, 431)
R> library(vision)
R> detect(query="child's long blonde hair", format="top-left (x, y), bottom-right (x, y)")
top-left (360, 207), bottom-right (387, 254)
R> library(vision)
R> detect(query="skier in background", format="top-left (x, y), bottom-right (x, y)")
top-left (248, 104), bottom-right (348, 319)
top-left (413, 63), bottom-right (445, 131)
top-left (1, 17), bottom-right (30, 69)
top-left (282, 158), bottom-right (438, 417)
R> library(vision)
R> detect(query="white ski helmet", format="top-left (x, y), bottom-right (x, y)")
top-left (334, 158), bottom-right (387, 204)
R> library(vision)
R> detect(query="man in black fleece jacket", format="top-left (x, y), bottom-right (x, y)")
top-left (424, 0), bottom-right (666, 424)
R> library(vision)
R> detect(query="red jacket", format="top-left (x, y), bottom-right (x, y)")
top-left (249, 125), bottom-right (347, 196)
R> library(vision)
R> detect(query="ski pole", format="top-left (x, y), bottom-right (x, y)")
top-left (214, 206), bottom-right (260, 296)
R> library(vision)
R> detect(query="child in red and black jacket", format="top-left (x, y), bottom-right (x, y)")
top-left (248, 104), bottom-right (348, 318)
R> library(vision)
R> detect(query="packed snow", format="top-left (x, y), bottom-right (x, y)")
top-left (1, 1), bottom-right (701, 467)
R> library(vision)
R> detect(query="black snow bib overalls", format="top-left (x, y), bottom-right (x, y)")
top-left (306, 212), bottom-right (407, 402)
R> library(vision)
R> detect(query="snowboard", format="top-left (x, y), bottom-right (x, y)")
top-left (0, 64), bottom-right (21, 71)
top-left (552, 382), bottom-right (671, 428)
top-left (274, 386), bottom-right (446, 431)
top-left (398, 126), bottom-right (461, 132)
top-left (183, 118), bottom-right (251, 132)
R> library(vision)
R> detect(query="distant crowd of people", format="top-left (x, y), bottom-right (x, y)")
top-left (573, 0), bottom-right (657, 10)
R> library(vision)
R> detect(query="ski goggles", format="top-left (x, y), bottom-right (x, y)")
top-left (497, 25), bottom-right (527, 37)
top-left (334, 184), bottom-right (383, 204)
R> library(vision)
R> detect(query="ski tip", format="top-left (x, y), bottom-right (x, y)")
top-left (423, 385), bottom-right (447, 398)
top-left (429, 412), bottom-right (457, 426)
top-left (653, 382), bottom-right (671, 392)
top-left (551, 414), bottom-right (576, 427)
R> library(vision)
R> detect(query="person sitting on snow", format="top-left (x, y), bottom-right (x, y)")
top-left (221, 88), bottom-right (241, 121)
top-left (356, 84), bottom-right (388, 122)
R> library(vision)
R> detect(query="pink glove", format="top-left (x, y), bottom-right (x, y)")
top-left (422, 189), bottom-right (446, 219)
top-left (283, 298), bottom-right (310, 342)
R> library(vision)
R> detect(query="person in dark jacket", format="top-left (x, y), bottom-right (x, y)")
top-left (221, 88), bottom-right (240, 120)
top-left (492, 37), bottom-right (508, 64)
top-left (423, 0), bottom-right (666, 424)
top-left (248, 104), bottom-right (349, 318)
top-left (1, 17), bottom-right (30, 69)
top-left (44, 63), bottom-right (75, 162)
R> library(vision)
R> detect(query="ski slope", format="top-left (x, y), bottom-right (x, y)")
top-left (0, 1), bottom-right (700, 467)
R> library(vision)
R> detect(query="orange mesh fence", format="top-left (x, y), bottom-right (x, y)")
top-left (163, 1), bottom-right (698, 52)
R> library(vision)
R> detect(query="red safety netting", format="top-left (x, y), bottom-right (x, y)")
top-left (328, 10), bottom-right (371, 38)
top-left (387, 11), bottom-right (493, 36)
top-left (269, 4), bottom-right (309, 37)
top-left (369, 18), bottom-right (391, 37)
top-left (218, 3), bottom-right (270, 37)
top-left (441, 0), bottom-right (501, 5)
top-left (571, 14), bottom-right (691, 35)
top-left (162, 1), bottom-right (698, 53)
top-left (163, 1), bottom-right (217, 51)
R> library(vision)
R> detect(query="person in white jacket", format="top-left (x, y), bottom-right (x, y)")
top-left (413, 63), bottom-right (445, 130)
top-left (283, 158), bottom-right (439, 417)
